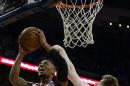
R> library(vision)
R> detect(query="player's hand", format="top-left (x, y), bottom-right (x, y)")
top-left (38, 30), bottom-right (47, 47)
top-left (38, 29), bottom-right (46, 43)
top-left (18, 35), bottom-right (31, 56)
top-left (32, 28), bottom-right (46, 47)
top-left (18, 44), bottom-right (31, 56)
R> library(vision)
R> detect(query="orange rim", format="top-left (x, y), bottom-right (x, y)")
top-left (50, 0), bottom-right (103, 8)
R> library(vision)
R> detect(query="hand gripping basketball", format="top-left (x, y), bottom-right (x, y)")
top-left (19, 27), bottom-right (46, 51)
top-left (34, 28), bottom-right (47, 48)
top-left (18, 43), bottom-right (32, 56)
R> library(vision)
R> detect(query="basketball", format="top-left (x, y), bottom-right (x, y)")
top-left (19, 27), bottom-right (41, 51)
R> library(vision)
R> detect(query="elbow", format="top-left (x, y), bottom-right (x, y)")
top-left (9, 73), bottom-right (17, 84)
top-left (9, 75), bottom-right (15, 84)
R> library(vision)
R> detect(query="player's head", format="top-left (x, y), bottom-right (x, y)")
top-left (95, 74), bottom-right (119, 86)
top-left (38, 60), bottom-right (55, 83)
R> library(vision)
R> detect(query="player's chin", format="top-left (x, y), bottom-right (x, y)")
top-left (39, 73), bottom-right (45, 77)
top-left (39, 74), bottom-right (50, 78)
top-left (38, 71), bottom-right (46, 76)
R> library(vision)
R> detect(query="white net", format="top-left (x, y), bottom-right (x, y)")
top-left (56, 0), bottom-right (103, 48)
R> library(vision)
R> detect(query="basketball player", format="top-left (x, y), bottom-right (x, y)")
top-left (52, 45), bottom-right (119, 86)
top-left (95, 75), bottom-right (119, 86)
top-left (9, 29), bottom-right (68, 86)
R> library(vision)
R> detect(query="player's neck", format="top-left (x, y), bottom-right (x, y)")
top-left (40, 79), bottom-right (49, 86)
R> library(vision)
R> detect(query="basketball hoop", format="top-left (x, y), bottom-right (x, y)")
top-left (53, 0), bottom-right (103, 48)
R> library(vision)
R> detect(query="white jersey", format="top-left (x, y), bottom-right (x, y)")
top-left (32, 81), bottom-right (55, 86)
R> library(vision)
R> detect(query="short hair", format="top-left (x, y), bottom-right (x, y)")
top-left (101, 74), bottom-right (119, 86)
top-left (40, 60), bottom-right (56, 70)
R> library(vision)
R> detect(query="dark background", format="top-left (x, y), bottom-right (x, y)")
top-left (0, 0), bottom-right (129, 86)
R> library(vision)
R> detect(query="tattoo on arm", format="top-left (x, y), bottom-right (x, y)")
top-left (13, 77), bottom-right (32, 86)
top-left (9, 55), bottom-right (32, 86)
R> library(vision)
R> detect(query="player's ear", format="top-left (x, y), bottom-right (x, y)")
top-left (51, 70), bottom-right (55, 75)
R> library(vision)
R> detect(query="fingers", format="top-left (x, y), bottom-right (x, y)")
top-left (36, 29), bottom-right (46, 44)
top-left (19, 27), bottom-right (46, 49)
top-left (31, 27), bottom-right (47, 47)
top-left (25, 27), bottom-right (46, 43)
top-left (18, 43), bottom-right (32, 55)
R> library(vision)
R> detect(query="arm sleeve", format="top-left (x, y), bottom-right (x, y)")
top-left (48, 49), bottom-right (68, 82)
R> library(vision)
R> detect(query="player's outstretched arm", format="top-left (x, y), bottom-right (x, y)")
top-left (52, 45), bottom-right (90, 86)
top-left (9, 39), bottom-right (32, 86)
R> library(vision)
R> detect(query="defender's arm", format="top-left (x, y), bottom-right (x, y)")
top-left (52, 45), bottom-right (90, 86)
